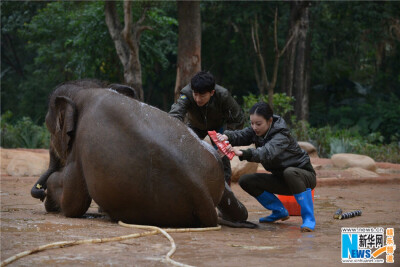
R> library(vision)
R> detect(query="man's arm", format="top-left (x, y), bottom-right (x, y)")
top-left (169, 93), bottom-right (190, 122)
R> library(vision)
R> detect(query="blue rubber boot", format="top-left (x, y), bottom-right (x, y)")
top-left (255, 191), bottom-right (289, 223)
top-left (294, 188), bottom-right (315, 232)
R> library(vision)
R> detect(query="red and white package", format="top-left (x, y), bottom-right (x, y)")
top-left (207, 131), bottom-right (235, 160)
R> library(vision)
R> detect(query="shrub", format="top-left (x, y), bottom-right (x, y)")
top-left (290, 121), bottom-right (400, 163)
top-left (1, 111), bottom-right (49, 148)
top-left (242, 93), bottom-right (295, 127)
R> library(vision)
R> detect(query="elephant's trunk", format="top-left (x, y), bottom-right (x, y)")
top-left (31, 148), bottom-right (61, 201)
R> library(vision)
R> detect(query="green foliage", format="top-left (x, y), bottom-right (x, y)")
top-left (290, 122), bottom-right (400, 163)
top-left (22, 2), bottom-right (117, 81)
top-left (309, 1), bottom-right (400, 144)
top-left (310, 89), bottom-right (400, 142)
top-left (1, 1), bottom-right (46, 121)
top-left (1, 1), bottom-right (178, 120)
top-left (242, 93), bottom-right (294, 125)
top-left (353, 141), bottom-right (400, 164)
top-left (1, 1), bottom-right (119, 122)
top-left (138, 3), bottom-right (178, 107)
top-left (201, 2), bottom-right (289, 103)
top-left (141, 6), bottom-right (178, 71)
top-left (1, 111), bottom-right (49, 148)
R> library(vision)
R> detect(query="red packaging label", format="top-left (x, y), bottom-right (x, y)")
top-left (207, 131), bottom-right (235, 160)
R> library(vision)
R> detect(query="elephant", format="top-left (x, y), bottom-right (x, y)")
top-left (31, 80), bottom-right (251, 228)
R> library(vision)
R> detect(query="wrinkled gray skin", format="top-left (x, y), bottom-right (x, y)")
top-left (31, 80), bottom-right (249, 227)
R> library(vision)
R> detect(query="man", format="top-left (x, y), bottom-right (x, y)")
top-left (169, 71), bottom-right (245, 185)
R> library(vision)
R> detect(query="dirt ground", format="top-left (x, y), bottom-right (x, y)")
top-left (1, 153), bottom-right (400, 266)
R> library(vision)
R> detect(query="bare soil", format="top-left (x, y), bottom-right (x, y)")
top-left (1, 150), bottom-right (400, 266)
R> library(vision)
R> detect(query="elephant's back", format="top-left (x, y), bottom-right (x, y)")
top-left (78, 89), bottom-right (222, 177)
top-left (74, 89), bottom-right (224, 226)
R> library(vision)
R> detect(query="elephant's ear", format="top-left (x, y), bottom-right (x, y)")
top-left (54, 96), bottom-right (77, 160)
top-left (108, 84), bottom-right (137, 100)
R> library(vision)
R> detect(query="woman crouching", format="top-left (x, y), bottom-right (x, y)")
top-left (218, 102), bottom-right (316, 232)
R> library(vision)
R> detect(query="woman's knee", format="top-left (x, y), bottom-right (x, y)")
top-left (283, 167), bottom-right (297, 178)
top-left (238, 174), bottom-right (263, 196)
top-left (238, 174), bottom-right (253, 190)
top-left (283, 167), bottom-right (316, 193)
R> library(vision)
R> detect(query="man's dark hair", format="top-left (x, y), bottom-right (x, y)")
top-left (249, 102), bottom-right (273, 121)
top-left (190, 71), bottom-right (215, 94)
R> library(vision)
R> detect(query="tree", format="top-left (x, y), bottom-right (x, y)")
top-left (308, 1), bottom-right (400, 141)
top-left (104, 1), bottom-right (152, 101)
top-left (137, 3), bottom-right (178, 108)
top-left (1, 1), bottom-right (46, 119)
top-left (251, 7), bottom-right (295, 106)
top-left (174, 1), bottom-right (201, 101)
top-left (200, 1), bottom-right (257, 99)
top-left (2, 1), bottom-right (121, 121)
top-left (281, 1), bottom-right (311, 121)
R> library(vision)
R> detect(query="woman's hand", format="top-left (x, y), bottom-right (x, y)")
top-left (216, 133), bottom-right (228, 142)
top-left (226, 144), bottom-right (243, 156)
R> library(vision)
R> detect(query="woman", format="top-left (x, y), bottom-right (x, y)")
top-left (218, 102), bottom-right (316, 232)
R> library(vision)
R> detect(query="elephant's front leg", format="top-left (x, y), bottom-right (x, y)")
top-left (45, 162), bottom-right (92, 217)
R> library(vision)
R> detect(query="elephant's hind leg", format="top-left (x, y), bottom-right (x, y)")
top-left (46, 162), bottom-right (92, 218)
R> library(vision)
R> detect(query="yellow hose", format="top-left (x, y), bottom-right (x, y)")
top-left (118, 221), bottom-right (221, 267)
top-left (1, 221), bottom-right (221, 267)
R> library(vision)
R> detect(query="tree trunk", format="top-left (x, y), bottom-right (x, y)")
top-left (174, 1), bottom-right (201, 101)
top-left (281, 27), bottom-right (297, 98)
top-left (251, 9), bottom-right (294, 107)
top-left (104, 1), bottom-right (151, 101)
top-left (282, 1), bottom-right (311, 121)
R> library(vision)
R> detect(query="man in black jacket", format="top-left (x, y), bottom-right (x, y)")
top-left (169, 71), bottom-right (245, 185)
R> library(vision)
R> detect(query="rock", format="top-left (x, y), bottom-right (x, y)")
top-left (347, 167), bottom-right (379, 178)
top-left (1, 148), bottom-right (49, 176)
top-left (331, 153), bottom-right (376, 172)
top-left (231, 145), bottom-right (259, 182)
top-left (298, 141), bottom-right (319, 158)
